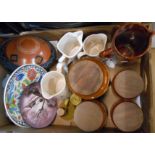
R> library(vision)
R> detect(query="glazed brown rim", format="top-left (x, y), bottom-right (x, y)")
top-left (110, 100), bottom-right (144, 132)
top-left (92, 100), bottom-right (108, 129)
top-left (112, 69), bottom-right (145, 99)
top-left (112, 23), bottom-right (152, 61)
top-left (74, 100), bottom-right (108, 132)
top-left (96, 100), bottom-right (108, 129)
top-left (67, 57), bottom-right (110, 100)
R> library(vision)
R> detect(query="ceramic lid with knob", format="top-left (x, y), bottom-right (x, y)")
top-left (67, 58), bottom-right (110, 100)
top-left (113, 70), bottom-right (144, 99)
top-left (74, 100), bottom-right (107, 132)
top-left (5, 35), bottom-right (52, 66)
top-left (111, 101), bottom-right (144, 132)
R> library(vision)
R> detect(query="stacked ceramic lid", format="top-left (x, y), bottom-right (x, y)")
top-left (111, 70), bottom-right (144, 132)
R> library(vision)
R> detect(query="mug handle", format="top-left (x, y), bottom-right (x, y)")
top-left (58, 55), bottom-right (66, 63)
top-left (77, 51), bottom-right (87, 59)
top-left (99, 48), bottom-right (113, 58)
top-left (56, 62), bottom-right (66, 73)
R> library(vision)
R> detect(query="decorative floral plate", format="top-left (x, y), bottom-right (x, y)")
top-left (4, 64), bottom-right (47, 128)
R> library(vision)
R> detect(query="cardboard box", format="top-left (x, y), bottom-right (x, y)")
top-left (0, 25), bottom-right (154, 133)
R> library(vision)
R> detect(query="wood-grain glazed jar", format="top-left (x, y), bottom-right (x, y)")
top-left (111, 101), bottom-right (144, 132)
top-left (67, 58), bottom-right (110, 100)
top-left (112, 70), bottom-right (144, 99)
top-left (74, 100), bottom-right (107, 132)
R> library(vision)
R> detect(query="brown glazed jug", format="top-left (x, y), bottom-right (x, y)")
top-left (99, 23), bottom-right (153, 61)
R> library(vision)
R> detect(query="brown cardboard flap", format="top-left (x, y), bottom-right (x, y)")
top-left (0, 64), bottom-right (10, 127)
top-left (0, 124), bottom-right (82, 133)
top-left (149, 49), bottom-right (155, 132)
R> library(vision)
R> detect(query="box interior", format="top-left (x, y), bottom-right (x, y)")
top-left (0, 25), bottom-right (154, 133)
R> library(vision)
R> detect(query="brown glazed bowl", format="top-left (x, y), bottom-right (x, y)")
top-left (67, 57), bottom-right (110, 100)
top-left (0, 35), bottom-right (56, 72)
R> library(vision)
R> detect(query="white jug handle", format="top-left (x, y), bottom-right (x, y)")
top-left (77, 51), bottom-right (87, 59)
top-left (58, 55), bottom-right (66, 63)
top-left (73, 31), bottom-right (83, 42)
top-left (56, 62), bottom-right (66, 73)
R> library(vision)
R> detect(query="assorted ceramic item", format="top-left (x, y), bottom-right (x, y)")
top-left (78, 33), bottom-right (107, 58)
top-left (100, 23), bottom-right (153, 62)
top-left (74, 100), bottom-right (107, 132)
top-left (57, 94), bottom-right (81, 119)
top-left (57, 31), bottom-right (83, 64)
top-left (2, 26), bottom-right (147, 132)
top-left (19, 82), bottom-right (57, 128)
top-left (112, 70), bottom-right (144, 99)
top-left (3, 64), bottom-right (47, 127)
top-left (60, 100), bottom-right (76, 121)
top-left (57, 99), bottom-right (67, 117)
top-left (67, 57), bottom-right (109, 100)
top-left (69, 93), bottom-right (81, 106)
top-left (0, 35), bottom-right (56, 72)
top-left (111, 101), bottom-right (143, 132)
top-left (40, 62), bottom-right (69, 100)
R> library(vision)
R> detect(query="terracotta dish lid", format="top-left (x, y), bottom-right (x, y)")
top-left (67, 58), bottom-right (109, 100)
top-left (113, 70), bottom-right (144, 99)
top-left (4, 35), bottom-right (52, 66)
top-left (111, 101), bottom-right (143, 132)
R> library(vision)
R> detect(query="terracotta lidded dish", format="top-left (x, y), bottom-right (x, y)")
top-left (112, 70), bottom-right (144, 99)
top-left (67, 58), bottom-right (110, 100)
top-left (0, 35), bottom-right (56, 71)
top-left (6, 35), bottom-right (52, 65)
top-left (74, 100), bottom-right (107, 132)
top-left (111, 101), bottom-right (144, 132)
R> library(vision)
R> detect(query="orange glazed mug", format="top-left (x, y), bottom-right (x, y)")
top-left (99, 23), bottom-right (154, 61)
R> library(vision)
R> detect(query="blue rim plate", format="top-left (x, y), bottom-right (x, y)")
top-left (3, 64), bottom-right (47, 128)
